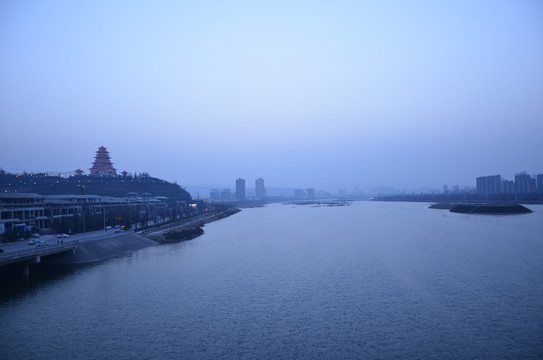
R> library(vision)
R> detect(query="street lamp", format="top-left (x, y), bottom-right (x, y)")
top-left (103, 208), bottom-right (107, 231)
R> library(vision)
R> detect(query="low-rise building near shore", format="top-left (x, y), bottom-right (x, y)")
top-left (0, 193), bottom-right (166, 235)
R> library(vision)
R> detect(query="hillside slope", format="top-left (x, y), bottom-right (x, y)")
top-left (0, 173), bottom-right (192, 201)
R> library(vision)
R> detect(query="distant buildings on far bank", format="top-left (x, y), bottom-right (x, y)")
top-left (441, 171), bottom-right (542, 199)
top-left (476, 171), bottom-right (542, 196)
top-left (255, 178), bottom-right (265, 201)
top-left (209, 178), bottom-right (249, 202)
top-left (374, 170), bottom-right (543, 203)
top-left (209, 188), bottom-right (232, 202)
top-left (235, 178), bottom-right (246, 201)
top-left (206, 170), bottom-right (543, 202)
top-left (294, 188), bottom-right (315, 200)
top-left (208, 178), bottom-right (318, 202)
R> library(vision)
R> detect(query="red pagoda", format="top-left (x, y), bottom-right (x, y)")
top-left (89, 146), bottom-right (116, 175)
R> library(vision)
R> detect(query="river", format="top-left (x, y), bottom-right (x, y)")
top-left (1, 201), bottom-right (542, 359)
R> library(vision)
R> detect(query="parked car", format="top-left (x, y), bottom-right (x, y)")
top-left (28, 240), bottom-right (36, 245)
top-left (32, 233), bottom-right (40, 238)
top-left (57, 233), bottom-right (70, 238)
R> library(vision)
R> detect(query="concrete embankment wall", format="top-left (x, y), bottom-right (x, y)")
top-left (143, 208), bottom-right (241, 244)
top-left (56, 233), bottom-right (158, 265)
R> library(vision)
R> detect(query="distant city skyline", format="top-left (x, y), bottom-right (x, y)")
top-left (1, 1), bottom-right (542, 192)
top-left (1, 163), bottom-right (541, 199)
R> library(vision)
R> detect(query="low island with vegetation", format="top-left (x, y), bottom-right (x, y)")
top-left (430, 203), bottom-right (533, 214)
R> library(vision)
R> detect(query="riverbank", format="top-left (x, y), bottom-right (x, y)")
top-left (143, 208), bottom-right (241, 244)
top-left (373, 194), bottom-right (543, 204)
top-left (44, 208), bottom-right (241, 265)
top-left (58, 233), bottom-right (158, 264)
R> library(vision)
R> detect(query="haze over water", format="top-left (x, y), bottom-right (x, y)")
top-left (1, 1), bottom-right (542, 191)
top-left (2, 202), bottom-right (542, 359)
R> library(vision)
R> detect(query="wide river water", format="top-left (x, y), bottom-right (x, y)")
top-left (1, 201), bottom-right (542, 359)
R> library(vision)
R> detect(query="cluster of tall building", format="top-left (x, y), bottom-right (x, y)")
top-left (476, 172), bottom-right (543, 196)
top-left (209, 188), bottom-right (232, 202)
top-left (442, 184), bottom-right (472, 195)
top-left (210, 178), bottom-right (266, 202)
top-left (209, 178), bottom-right (319, 202)
top-left (236, 177), bottom-right (266, 201)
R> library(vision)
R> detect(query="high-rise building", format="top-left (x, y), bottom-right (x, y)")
top-left (476, 175), bottom-right (501, 195)
top-left (210, 189), bottom-right (220, 201)
top-left (255, 178), bottom-right (265, 200)
top-left (294, 189), bottom-right (304, 199)
top-left (515, 172), bottom-right (536, 194)
top-left (89, 146), bottom-right (116, 176)
top-left (306, 188), bottom-right (315, 200)
top-left (537, 174), bottom-right (543, 194)
top-left (502, 180), bottom-right (515, 194)
top-left (236, 178), bottom-right (246, 201)
top-left (220, 188), bottom-right (231, 201)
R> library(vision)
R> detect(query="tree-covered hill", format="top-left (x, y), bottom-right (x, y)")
top-left (0, 171), bottom-right (192, 202)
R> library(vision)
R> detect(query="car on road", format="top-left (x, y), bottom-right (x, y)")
top-left (57, 233), bottom-right (70, 238)
top-left (28, 240), bottom-right (37, 245)
top-left (32, 233), bottom-right (40, 238)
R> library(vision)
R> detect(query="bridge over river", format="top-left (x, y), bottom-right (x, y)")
top-left (0, 230), bottom-right (135, 277)
top-left (0, 240), bottom-right (79, 277)
top-left (0, 241), bottom-right (79, 267)
top-left (1, 209), bottom-right (240, 278)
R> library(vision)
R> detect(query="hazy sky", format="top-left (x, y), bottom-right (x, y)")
top-left (1, 0), bottom-right (542, 193)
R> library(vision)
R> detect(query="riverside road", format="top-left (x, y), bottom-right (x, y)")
top-left (0, 211), bottom-right (227, 268)
top-left (0, 228), bottom-right (126, 268)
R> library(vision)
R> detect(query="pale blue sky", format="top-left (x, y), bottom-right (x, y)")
top-left (1, 0), bottom-right (542, 192)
